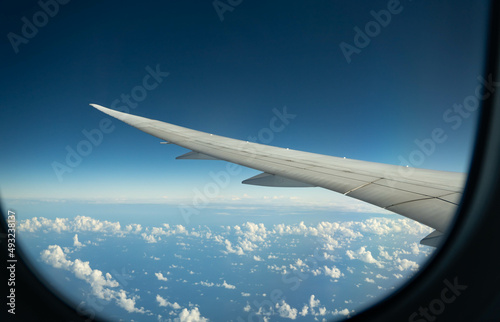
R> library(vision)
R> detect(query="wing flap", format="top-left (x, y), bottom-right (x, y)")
top-left (176, 151), bottom-right (220, 160)
top-left (242, 172), bottom-right (315, 187)
top-left (420, 230), bottom-right (444, 247)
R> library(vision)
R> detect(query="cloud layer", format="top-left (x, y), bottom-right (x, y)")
top-left (23, 214), bottom-right (433, 321)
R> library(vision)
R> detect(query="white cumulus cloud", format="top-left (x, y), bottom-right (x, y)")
top-left (309, 295), bottom-right (320, 309)
top-left (324, 265), bottom-right (343, 279)
top-left (176, 307), bottom-right (208, 322)
top-left (275, 300), bottom-right (298, 319)
top-left (156, 294), bottom-right (181, 309)
top-left (155, 272), bottom-right (168, 282)
top-left (346, 246), bottom-right (384, 268)
top-left (73, 234), bottom-right (84, 247)
top-left (220, 280), bottom-right (236, 289)
top-left (395, 258), bottom-right (419, 271)
top-left (41, 245), bottom-right (144, 314)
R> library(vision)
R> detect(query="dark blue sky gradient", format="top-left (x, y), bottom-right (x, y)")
top-left (0, 0), bottom-right (490, 201)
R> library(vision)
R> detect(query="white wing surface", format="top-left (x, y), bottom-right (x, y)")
top-left (91, 104), bottom-right (466, 245)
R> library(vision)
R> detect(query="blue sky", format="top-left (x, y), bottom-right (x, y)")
top-left (0, 0), bottom-right (490, 206)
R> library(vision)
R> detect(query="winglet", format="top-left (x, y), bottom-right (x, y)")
top-left (89, 103), bottom-right (142, 124)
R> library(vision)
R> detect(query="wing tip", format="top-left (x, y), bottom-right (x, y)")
top-left (90, 103), bottom-right (105, 110)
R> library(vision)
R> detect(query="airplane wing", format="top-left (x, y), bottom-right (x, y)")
top-left (90, 104), bottom-right (466, 246)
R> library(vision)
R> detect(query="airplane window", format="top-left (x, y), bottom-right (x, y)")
top-left (0, 1), bottom-right (491, 321)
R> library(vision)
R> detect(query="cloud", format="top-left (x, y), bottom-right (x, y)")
top-left (18, 217), bottom-right (205, 242)
top-left (220, 280), bottom-right (236, 289)
top-left (155, 272), bottom-right (168, 282)
top-left (143, 224), bottom-right (200, 240)
top-left (395, 258), bottom-right (419, 271)
top-left (74, 216), bottom-right (121, 233)
top-left (410, 242), bottom-right (421, 255)
top-left (197, 280), bottom-right (235, 289)
top-left (300, 295), bottom-right (328, 317)
top-left (220, 222), bottom-right (270, 257)
top-left (41, 245), bottom-right (144, 314)
top-left (324, 265), bottom-right (343, 279)
top-left (239, 239), bottom-right (258, 252)
top-left (156, 295), bottom-right (168, 307)
top-left (17, 216), bottom-right (46, 232)
top-left (115, 289), bottom-right (144, 313)
top-left (141, 233), bottom-right (160, 243)
top-left (125, 224), bottom-right (143, 233)
top-left (275, 300), bottom-right (298, 319)
top-left (174, 224), bottom-right (188, 235)
top-left (224, 240), bottom-right (244, 255)
top-left (346, 246), bottom-right (384, 268)
top-left (309, 295), bottom-right (320, 309)
top-left (360, 218), bottom-right (432, 236)
top-left (156, 294), bottom-right (181, 309)
top-left (176, 307), bottom-right (208, 322)
top-left (378, 246), bottom-right (393, 260)
top-left (332, 308), bottom-right (351, 316)
top-left (27, 215), bottom-right (433, 320)
top-left (239, 222), bottom-right (268, 242)
top-left (41, 245), bottom-right (72, 270)
top-left (73, 234), bottom-right (84, 247)
top-left (19, 216), bottom-right (122, 234)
